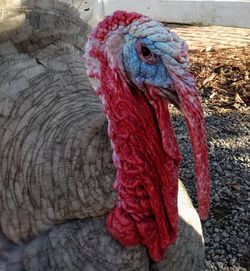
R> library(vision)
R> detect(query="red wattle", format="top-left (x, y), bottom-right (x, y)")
top-left (91, 52), bottom-right (182, 260)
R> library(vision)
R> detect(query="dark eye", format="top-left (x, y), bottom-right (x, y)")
top-left (141, 46), bottom-right (152, 57)
top-left (136, 42), bottom-right (157, 64)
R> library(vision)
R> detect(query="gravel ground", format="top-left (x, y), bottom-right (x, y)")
top-left (170, 47), bottom-right (250, 271)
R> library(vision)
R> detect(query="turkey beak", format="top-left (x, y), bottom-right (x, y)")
top-left (160, 87), bottom-right (181, 111)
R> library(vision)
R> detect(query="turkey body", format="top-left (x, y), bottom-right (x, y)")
top-left (0, 1), bottom-right (206, 270)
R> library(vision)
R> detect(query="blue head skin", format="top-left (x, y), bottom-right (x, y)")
top-left (101, 19), bottom-right (188, 107)
top-left (122, 34), bottom-right (172, 90)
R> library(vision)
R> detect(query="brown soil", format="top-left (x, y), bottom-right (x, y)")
top-left (189, 46), bottom-right (250, 113)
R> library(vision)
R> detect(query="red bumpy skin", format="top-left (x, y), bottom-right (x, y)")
top-left (85, 11), bottom-right (210, 261)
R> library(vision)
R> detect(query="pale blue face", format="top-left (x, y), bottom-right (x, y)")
top-left (122, 34), bottom-right (172, 90)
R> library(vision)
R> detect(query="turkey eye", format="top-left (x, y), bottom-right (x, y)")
top-left (136, 42), bottom-right (157, 64)
top-left (141, 46), bottom-right (151, 57)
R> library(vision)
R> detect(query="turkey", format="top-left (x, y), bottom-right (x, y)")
top-left (0, 1), bottom-right (210, 270)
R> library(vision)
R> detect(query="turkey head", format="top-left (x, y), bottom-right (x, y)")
top-left (85, 11), bottom-right (210, 261)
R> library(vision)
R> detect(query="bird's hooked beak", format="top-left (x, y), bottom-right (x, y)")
top-left (160, 87), bottom-right (181, 110)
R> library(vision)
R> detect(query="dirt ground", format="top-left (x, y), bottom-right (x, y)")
top-left (189, 46), bottom-right (250, 112)
top-left (167, 19), bottom-right (250, 268)
top-left (188, 46), bottom-right (249, 270)
top-left (168, 33), bottom-right (249, 269)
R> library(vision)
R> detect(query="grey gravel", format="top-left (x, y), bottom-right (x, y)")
top-left (171, 104), bottom-right (250, 271)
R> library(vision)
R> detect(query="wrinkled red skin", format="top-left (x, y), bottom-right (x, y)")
top-left (171, 73), bottom-right (211, 219)
top-left (86, 11), bottom-right (210, 262)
